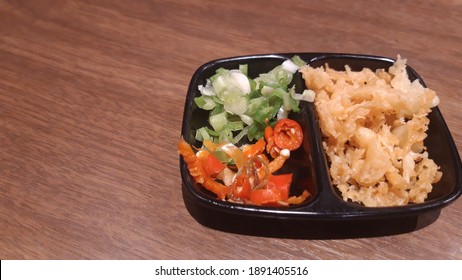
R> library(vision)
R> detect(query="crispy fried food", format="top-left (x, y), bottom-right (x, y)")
top-left (300, 56), bottom-right (442, 207)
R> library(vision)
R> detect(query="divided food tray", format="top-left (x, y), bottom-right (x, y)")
top-left (179, 53), bottom-right (462, 238)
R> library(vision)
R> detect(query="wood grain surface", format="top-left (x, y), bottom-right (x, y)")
top-left (1, 0), bottom-right (461, 259)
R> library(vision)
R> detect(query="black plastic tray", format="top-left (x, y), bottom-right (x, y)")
top-left (180, 53), bottom-right (462, 238)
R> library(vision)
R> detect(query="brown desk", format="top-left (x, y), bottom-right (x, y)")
top-left (1, 0), bottom-right (461, 259)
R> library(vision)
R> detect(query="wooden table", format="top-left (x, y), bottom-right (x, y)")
top-left (1, 0), bottom-right (461, 259)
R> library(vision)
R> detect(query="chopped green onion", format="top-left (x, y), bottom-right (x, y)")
top-left (194, 96), bottom-right (216, 110)
top-left (195, 127), bottom-right (211, 142)
top-left (290, 55), bottom-right (307, 67)
top-left (194, 56), bottom-right (308, 144)
top-left (209, 111), bottom-right (228, 131)
top-left (239, 64), bottom-right (248, 76)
